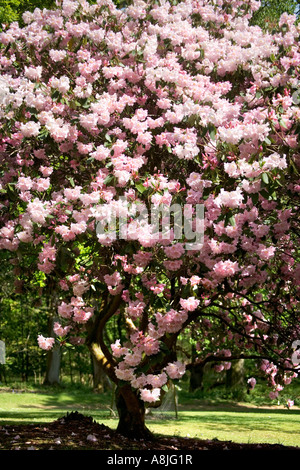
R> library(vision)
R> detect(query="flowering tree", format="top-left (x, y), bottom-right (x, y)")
top-left (0, 0), bottom-right (300, 439)
top-left (250, 0), bottom-right (299, 29)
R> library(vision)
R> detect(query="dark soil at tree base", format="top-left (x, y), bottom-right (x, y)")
top-left (0, 411), bottom-right (299, 451)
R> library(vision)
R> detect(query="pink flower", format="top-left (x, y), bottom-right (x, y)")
top-left (115, 366), bottom-right (135, 382)
top-left (190, 276), bottom-right (201, 286)
top-left (150, 284), bottom-right (165, 295)
top-left (37, 335), bottom-right (55, 351)
top-left (17, 177), bottom-right (33, 192)
top-left (79, 113), bottom-right (99, 132)
top-left (58, 302), bottom-right (73, 318)
top-left (27, 198), bottom-right (50, 225)
top-left (24, 66), bottom-right (43, 80)
top-left (20, 121), bottom-right (41, 138)
top-left (165, 361), bottom-right (186, 379)
top-left (155, 309), bottom-right (188, 334)
top-left (39, 166), bottom-right (53, 177)
top-left (104, 272), bottom-right (122, 287)
top-left (59, 279), bottom-right (69, 291)
top-left (215, 187), bottom-right (244, 209)
top-left (50, 75), bottom-right (70, 94)
top-left (287, 399), bottom-right (294, 409)
top-left (91, 145), bottom-right (110, 161)
top-left (33, 177), bottom-right (50, 192)
top-left (126, 300), bottom-right (146, 320)
top-left (163, 259), bottom-right (183, 271)
top-left (257, 244), bottom-right (276, 261)
top-left (124, 350), bottom-right (142, 367)
top-left (141, 336), bottom-right (160, 356)
top-left (164, 243), bottom-right (185, 259)
top-left (72, 279), bottom-right (89, 296)
top-left (53, 322), bottom-right (70, 337)
top-left (213, 260), bottom-right (239, 278)
top-left (247, 377), bottom-right (256, 389)
top-left (111, 340), bottom-right (128, 358)
top-left (186, 172), bottom-right (203, 191)
top-left (179, 297), bottom-right (200, 312)
top-left (140, 388), bottom-right (161, 403)
top-left (64, 186), bottom-right (82, 200)
top-left (49, 49), bottom-right (67, 62)
top-left (145, 372), bottom-right (168, 388)
top-left (73, 307), bottom-right (94, 323)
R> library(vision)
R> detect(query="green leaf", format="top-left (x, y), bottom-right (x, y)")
top-left (228, 216), bottom-right (236, 227)
top-left (264, 136), bottom-right (272, 145)
top-left (208, 124), bottom-right (217, 141)
top-left (278, 118), bottom-right (288, 129)
top-left (261, 173), bottom-right (269, 185)
top-left (135, 183), bottom-right (147, 194)
top-left (224, 211), bottom-right (235, 227)
top-left (103, 174), bottom-right (114, 185)
top-left (251, 193), bottom-right (259, 205)
top-left (51, 89), bottom-right (61, 101)
top-left (270, 191), bottom-right (277, 200)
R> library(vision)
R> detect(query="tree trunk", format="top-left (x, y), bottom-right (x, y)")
top-left (115, 384), bottom-right (153, 440)
top-left (91, 353), bottom-right (112, 392)
top-left (44, 343), bottom-right (61, 385)
top-left (226, 359), bottom-right (245, 390)
top-left (189, 363), bottom-right (204, 392)
top-left (44, 318), bottom-right (61, 386)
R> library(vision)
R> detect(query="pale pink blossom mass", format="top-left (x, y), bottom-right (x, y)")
top-left (0, 0), bottom-right (299, 413)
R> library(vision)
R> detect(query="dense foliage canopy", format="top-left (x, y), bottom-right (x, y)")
top-left (0, 0), bottom-right (299, 436)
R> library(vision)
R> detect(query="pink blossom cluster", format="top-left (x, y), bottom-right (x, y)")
top-left (0, 0), bottom-right (299, 406)
top-left (37, 335), bottom-right (55, 351)
top-left (58, 297), bottom-right (94, 324)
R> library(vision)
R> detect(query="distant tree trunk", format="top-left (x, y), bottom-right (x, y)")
top-left (189, 337), bottom-right (204, 391)
top-left (189, 363), bottom-right (204, 391)
top-left (0, 364), bottom-right (7, 384)
top-left (226, 359), bottom-right (245, 390)
top-left (43, 317), bottom-right (60, 386)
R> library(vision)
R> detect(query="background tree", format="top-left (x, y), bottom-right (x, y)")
top-left (0, 0), bottom-right (56, 27)
top-left (0, 0), bottom-right (131, 29)
top-left (250, 0), bottom-right (299, 29)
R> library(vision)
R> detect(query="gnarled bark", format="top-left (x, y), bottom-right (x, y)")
top-left (115, 384), bottom-right (153, 440)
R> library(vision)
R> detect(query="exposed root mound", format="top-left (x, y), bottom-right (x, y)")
top-left (0, 412), bottom-right (300, 451)
top-left (55, 411), bottom-right (102, 426)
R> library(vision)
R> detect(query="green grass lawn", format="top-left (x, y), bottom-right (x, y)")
top-left (149, 406), bottom-right (300, 447)
top-left (0, 386), bottom-right (300, 447)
